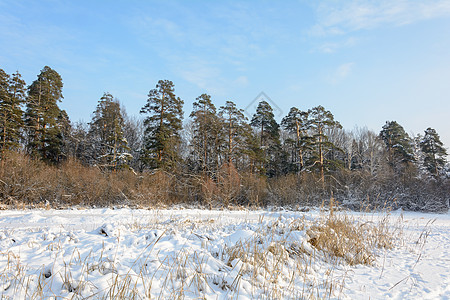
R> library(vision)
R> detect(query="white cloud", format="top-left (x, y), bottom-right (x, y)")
top-left (328, 62), bottom-right (355, 84)
top-left (178, 61), bottom-right (222, 94)
top-left (287, 82), bottom-right (304, 93)
top-left (316, 37), bottom-right (358, 53)
top-left (234, 76), bottom-right (249, 87)
top-left (310, 0), bottom-right (450, 36)
top-left (129, 16), bottom-right (183, 43)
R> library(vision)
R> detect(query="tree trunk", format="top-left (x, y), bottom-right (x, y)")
top-left (319, 128), bottom-right (324, 185)
top-left (158, 93), bottom-right (165, 162)
top-left (228, 116), bottom-right (233, 165)
top-left (295, 120), bottom-right (304, 171)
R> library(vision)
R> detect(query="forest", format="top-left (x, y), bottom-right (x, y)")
top-left (1, 66), bottom-right (449, 211)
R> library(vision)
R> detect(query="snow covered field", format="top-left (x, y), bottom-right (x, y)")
top-left (0, 208), bottom-right (449, 299)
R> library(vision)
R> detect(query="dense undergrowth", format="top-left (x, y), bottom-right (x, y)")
top-left (0, 151), bottom-right (448, 212)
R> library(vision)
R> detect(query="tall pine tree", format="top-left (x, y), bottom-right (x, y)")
top-left (218, 100), bottom-right (249, 166)
top-left (0, 69), bottom-right (11, 157)
top-left (189, 94), bottom-right (222, 175)
top-left (307, 105), bottom-right (342, 182)
top-left (281, 107), bottom-right (311, 172)
top-left (1, 69), bottom-right (26, 157)
top-left (379, 121), bottom-right (414, 172)
top-left (420, 127), bottom-right (448, 177)
top-left (89, 93), bottom-right (131, 170)
top-left (250, 101), bottom-right (285, 177)
top-left (25, 66), bottom-right (65, 163)
top-left (140, 80), bottom-right (184, 170)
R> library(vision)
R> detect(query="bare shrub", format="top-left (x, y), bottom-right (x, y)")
top-left (0, 151), bottom-right (57, 206)
top-left (1, 151), bottom-right (447, 211)
top-left (268, 172), bottom-right (329, 207)
top-left (132, 170), bottom-right (179, 207)
top-left (0, 152), bottom-right (131, 207)
top-left (216, 162), bottom-right (241, 207)
top-left (239, 172), bottom-right (267, 207)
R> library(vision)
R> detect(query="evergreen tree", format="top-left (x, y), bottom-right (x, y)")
top-left (0, 69), bottom-right (10, 157)
top-left (140, 80), bottom-right (184, 170)
top-left (250, 101), bottom-right (279, 148)
top-left (190, 94), bottom-right (222, 175)
top-left (420, 127), bottom-right (448, 177)
top-left (89, 92), bottom-right (131, 170)
top-left (241, 123), bottom-right (265, 175)
top-left (281, 107), bottom-right (311, 172)
top-left (218, 100), bottom-right (248, 166)
top-left (250, 101), bottom-right (285, 177)
top-left (25, 66), bottom-right (65, 163)
top-left (379, 121), bottom-right (414, 171)
top-left (1, 69), bottom-right (27, 157)
top-left (55, 109), bottom-right (72, 160)
top-left (307, 105), bottom-right (342, 182)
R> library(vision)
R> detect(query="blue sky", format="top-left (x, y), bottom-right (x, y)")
top-left (1, 0), bottom-right (450, 149)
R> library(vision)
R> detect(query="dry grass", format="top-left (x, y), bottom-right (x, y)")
top-left (307, 200), bottom-right (397, 266)
top-left (219, 205), bottom-right (401, 298)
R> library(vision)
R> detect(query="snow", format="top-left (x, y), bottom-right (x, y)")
top-left (0, 208), bottom-right (449, 299)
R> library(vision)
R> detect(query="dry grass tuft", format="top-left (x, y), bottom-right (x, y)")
top-left (307, 199), bottom-right (397, 265)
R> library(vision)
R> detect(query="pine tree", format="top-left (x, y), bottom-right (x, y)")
top-left (218, 100), bottom-right (249, 166)
top-left (190, 94), bottom-right (222, 175)
top-left (241, 123), bottom-right (265, 175)
top-left (281, 107), bottom-right (311, 172)
top-left (0, 69), bottom-right (10, 157)
top-left (25, 66), bottom-right (65, 163)
top-left (307, 105), bottom-right (342, 182)
top-left (379, 121), bottom-right (414, 171)
top-left (250, 101), bottom-right (285, 177)
top-left (89, 93), bottom-right (131, 170)
top-left (251, 101), bottom-right (279, 148)
top-left (420, 127), bottom-right (448, 177)
top-left (140, 80), bottom-right (184, 170)
top-left (0, 69), bottom-right (26, 157)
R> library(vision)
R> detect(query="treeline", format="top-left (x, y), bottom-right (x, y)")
top-left (1, 66), bottom-right (449, 211)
